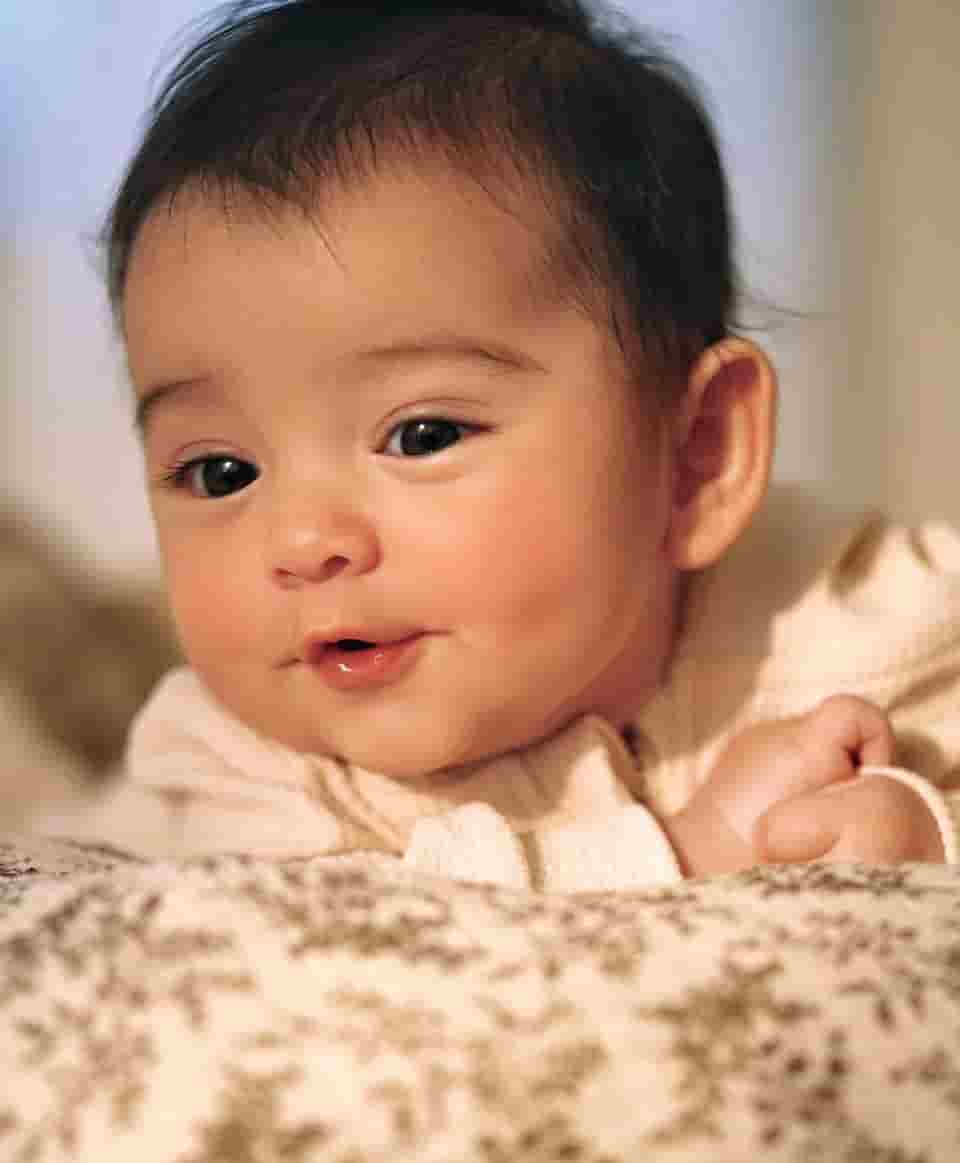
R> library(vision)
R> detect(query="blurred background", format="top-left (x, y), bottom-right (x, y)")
top-left (1, 0), bottom-right (958, 587)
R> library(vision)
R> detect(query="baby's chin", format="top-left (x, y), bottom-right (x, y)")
top-left (330, 731), bottom-right (505, 784)
top-left (218, 676), bottom-right (574, 782)
top-left (305, 714), bottom-right (552, 785)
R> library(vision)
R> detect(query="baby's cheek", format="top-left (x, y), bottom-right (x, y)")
top-left (164, 550), bottom-right (262, 666)
top-left (416, 482), bottom-right (588, 626)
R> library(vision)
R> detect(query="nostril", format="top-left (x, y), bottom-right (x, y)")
top-left (272, 554), bottom-right (355, 588)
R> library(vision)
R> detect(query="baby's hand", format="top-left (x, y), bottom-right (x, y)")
top-left (757, 766), bottom-right (945, 865)
top-left (668, 695), bottom-right (944, 875)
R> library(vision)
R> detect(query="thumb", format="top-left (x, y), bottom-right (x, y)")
top-left (756, 783), bottom-right (851, 863)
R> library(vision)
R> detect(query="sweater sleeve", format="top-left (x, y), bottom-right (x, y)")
top-left (787, 515), bottom-right (960, 865)
top-left (677, 500), bottom-right (960, 861)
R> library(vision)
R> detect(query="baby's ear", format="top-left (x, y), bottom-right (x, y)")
top-left (665, 338), bottom-right (776, 570)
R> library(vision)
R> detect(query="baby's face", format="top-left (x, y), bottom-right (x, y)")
top-left (123, 164), bottom-right (681, 777)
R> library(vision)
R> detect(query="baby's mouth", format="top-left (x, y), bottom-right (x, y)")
top-left (300, 631), bottom-right (429, 689)
top-left (298, 628), bottom-right (430, 670)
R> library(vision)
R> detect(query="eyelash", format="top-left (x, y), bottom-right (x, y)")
top-left (160, 459), bottom-right (224, 489)
top-left (159, 417), bottom-right (484, 497)
top-left (381, 416), bottom-right (481, 457)
top-left (158, 457), bottom-right (258, 499)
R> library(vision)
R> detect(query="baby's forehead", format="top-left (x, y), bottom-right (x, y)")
top-left (123, 159), bottom-right (628, 405)
top-left (135, 157), bottom-right (595, 321)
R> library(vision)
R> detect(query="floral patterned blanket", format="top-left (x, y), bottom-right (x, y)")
top-left (2, 833), bottom-right (959, 1162)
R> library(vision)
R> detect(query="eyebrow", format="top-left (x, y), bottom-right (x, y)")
top-left (134, 333), bottom-right (547, 435)
top-left (134, 378), bottom-right (209, 437)
top-left (352, 333), bottom-right (547, 374)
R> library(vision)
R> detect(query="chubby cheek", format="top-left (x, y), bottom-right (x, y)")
top-left (404, 468), bottom-right (619, 638)
top-left (159, 528), bottom-right (266, 669)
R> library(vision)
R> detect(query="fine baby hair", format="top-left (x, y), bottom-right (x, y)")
top-left (104, 0), bottom-right (734, 395)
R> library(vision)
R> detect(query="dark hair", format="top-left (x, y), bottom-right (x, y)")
top-left (103, 0), bottom-right (735, 387)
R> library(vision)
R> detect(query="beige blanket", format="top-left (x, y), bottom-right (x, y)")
top-left (3, 833), bottom-right (960, 1161)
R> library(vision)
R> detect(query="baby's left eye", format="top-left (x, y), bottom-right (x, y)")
top-left (383, 418), bottom-right (472, 458)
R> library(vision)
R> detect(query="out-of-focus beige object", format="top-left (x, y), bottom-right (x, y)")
top-left (0, 679), bottom-right (90, 829)
top-left (842, 0), bottom-right (960, 526)
top-left (0, 505), bottom-right (179, 827)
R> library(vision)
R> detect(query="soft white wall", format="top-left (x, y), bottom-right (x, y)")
top-left (1, 0), bottom-right (211, 581)
top-left (624, 0), bottom-right (844, 490)
top-left (2, 0), bottom-right (847, 581)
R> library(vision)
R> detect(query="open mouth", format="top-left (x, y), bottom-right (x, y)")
top-left (304, 632), bottom-right (426, 690)
top-left (332, 638), bottom-right (377, 652)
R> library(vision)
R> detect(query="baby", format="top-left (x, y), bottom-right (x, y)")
top-left (66, 0), bottom-right (959, 887)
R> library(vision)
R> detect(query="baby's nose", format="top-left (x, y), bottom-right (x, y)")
top-left (268, 496), bottom-right (381, 586)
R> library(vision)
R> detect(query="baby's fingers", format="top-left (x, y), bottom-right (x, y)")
top-left (758, 774), bottom-right (945, 866)
top-left (756, 783), bottom-right (846, 863)
top-left (807, 694), bottom-right (896, 770)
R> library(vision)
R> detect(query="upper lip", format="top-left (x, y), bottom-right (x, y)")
top-left (299, 627), bottom-right (426, 664)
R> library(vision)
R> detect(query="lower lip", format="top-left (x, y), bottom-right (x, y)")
top-left (308, 634), bottom-right (427, 692)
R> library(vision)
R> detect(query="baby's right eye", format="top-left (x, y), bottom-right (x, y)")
top-left (166, 456), bottom-right (260, 498)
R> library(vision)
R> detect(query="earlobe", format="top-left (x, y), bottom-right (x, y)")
top-left (665, 338), bottom-right (777, 570)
